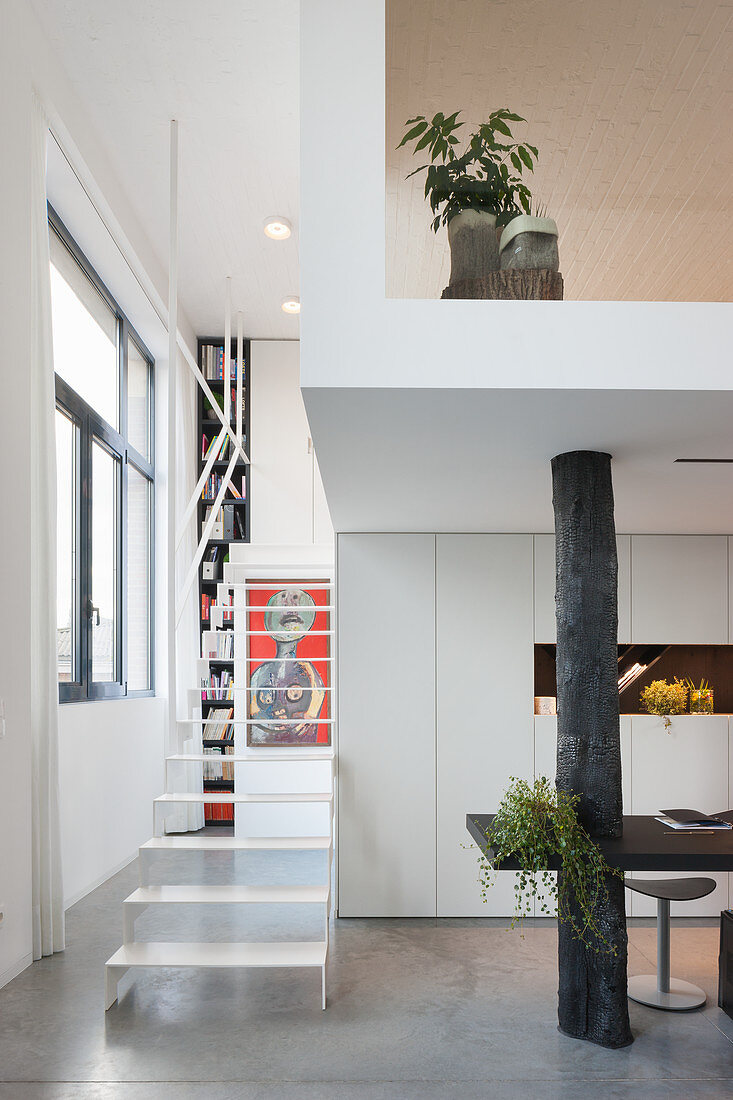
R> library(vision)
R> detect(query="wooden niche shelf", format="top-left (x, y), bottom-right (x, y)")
top-left (534, 644), bottom-right (733, 715)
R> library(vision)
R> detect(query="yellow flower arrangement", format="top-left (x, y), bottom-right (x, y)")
top-left (640, 678), bottom-right (688, 732)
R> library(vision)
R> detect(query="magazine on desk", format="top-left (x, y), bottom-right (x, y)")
top-left (655, 808), bottom-right (733, 831)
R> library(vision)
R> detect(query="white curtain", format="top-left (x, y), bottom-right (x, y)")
top-left (29, 93), bottom-right (65, 956)
top-left (165, 350), bottom-right (204, 833)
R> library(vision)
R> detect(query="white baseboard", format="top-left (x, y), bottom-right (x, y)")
top-left (0, 952), bottom-right (32, 991)
top-left (64, 851), bottom-right (138, 911)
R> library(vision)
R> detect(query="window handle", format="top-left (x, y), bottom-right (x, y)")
top-left (87, 600), bottom-right (100, 626)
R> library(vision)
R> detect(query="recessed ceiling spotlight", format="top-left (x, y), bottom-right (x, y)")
top-left (281, 295), bottom-right (300, 315)
top-left (264, 216), bottom-right (292, 240)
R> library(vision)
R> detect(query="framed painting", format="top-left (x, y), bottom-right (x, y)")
top-left (247, 579), bottom-right (331, 746)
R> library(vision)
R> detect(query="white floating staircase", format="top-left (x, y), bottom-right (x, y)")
top-left (105, 565), bottom-right (335, 1012)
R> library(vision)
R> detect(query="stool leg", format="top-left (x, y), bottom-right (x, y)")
top-left (627, 894), bottom-right (707, 1011)
top-left (657, 897), bottom-right (670, 994)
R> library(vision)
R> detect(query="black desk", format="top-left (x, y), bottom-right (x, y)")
top-left (466, 814), bottom-right (733, 872)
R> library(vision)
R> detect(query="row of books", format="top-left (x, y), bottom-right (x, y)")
top-left (205, 632), bottom-right (234, 659)
top-left (204, 800), bottom-right (234, 823)
top-left (201, 345), bottom-right (246, 382)
top-left (203, 706), bottom-right (234, 740)
top-left (201, 670), bottom-right (234, 700)
top-left (201, 433), bottom-right (230, 461)
top-left (201, 594), bottom-right (233, 622)
top-left (201, 473), bottom-right (245, 501)
top-left (203, 746), bottom-right (235, 781)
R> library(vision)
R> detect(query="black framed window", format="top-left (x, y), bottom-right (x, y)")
top-left (50, 207), bottom-right (155, 702)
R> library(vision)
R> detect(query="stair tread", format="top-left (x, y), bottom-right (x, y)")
top-left (167, 752), bottom-right (334, 763)
top-left (155, 792), bottom-right (333, 804)
top-left (140, 836), bottom-right (332, 852)
top-left (124, 884), bottom-right (330, 905)
top-left (106, 940), bottom-right (327, 969)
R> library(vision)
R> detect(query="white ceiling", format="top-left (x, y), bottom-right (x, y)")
top-left (303, 387), bottom-right (733, 533)
top-left (387, 0), bottom-right (733, 301)
top-left (33, 0), bottom-right (300, 338)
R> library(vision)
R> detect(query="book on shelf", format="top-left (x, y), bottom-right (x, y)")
top-left (201, 669), bottom-right (234, 701)
top-left (205, 632), bottom-right (234, 659)
top-left (201, 472), bottom-right (248, 503)
top-left (201, 433), bottom-right (230, 462)
top-left (202, 706), bottom-right (234, 739)
top-left (203, 745), bottom-right (235, 781)
top-left (204, 799), bottom-right (234, 823)
top-left (201, 592), bottom-right (234, 623)
top-left (201, 343), bottom-right (246, 382)
top-left (201, 345), bottom-right (224, 380)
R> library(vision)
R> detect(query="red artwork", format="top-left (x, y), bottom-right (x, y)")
top-left (247, 580), bottom-right (331, 746)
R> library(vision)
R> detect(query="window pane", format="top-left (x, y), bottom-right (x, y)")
top-left (50, 230), bottom-right (118, 429)
top-left (128, 465), bottom-right (151, 690)
top-left (56, 408), bottom-right (77, 683)
top-left (127, 337), bottom-right (150, 461)
top-left (91, 439), bottom-right (120, 683)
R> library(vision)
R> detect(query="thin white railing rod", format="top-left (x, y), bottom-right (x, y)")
top-left (224, 278), bottom-right (232, 424)
top-left (167, 119), bottom-right (179, 751)
top-left (175, 448), bottom-right (239, 626)
top-left (175, 422), bottom-right (228, 549)
top-left (236, 310), bottom-right (243, 445)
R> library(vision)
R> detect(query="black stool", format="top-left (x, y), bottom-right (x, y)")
top-left (624, 877), bottom-right (716, 1010)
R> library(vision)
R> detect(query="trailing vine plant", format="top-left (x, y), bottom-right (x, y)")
top-left (475, 776), bottom-right (623, 955)
top-left (397, 109), bottom-right (538, 232)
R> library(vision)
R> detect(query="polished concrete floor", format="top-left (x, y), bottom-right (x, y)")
top-left (1, 848), bottom-right (732, 1099)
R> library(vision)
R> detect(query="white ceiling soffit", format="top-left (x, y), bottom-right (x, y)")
top-left (387, 0), bottom-right (733, 302)
top-left (33, 0), bottom-right (300, 338)
top-left (302, 387), bottom-right (733, 533)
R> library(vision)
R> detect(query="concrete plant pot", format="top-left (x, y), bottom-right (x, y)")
top-left (447, 210), bottom-right (499, 285)
top-left (499, 214), bottom-right (559, 271)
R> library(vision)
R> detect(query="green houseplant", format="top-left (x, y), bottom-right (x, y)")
top-left (475, 776), bottom-right (622, 955)
top-left (397, 109), bottom-right (543, 284)
top-left (639, 678), bottom-right (688, 731)
top-left (398, 108), bottom-right (538, 231)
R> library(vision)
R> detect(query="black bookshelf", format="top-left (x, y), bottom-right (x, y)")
top-left (197, 336), bottom-right (251, 630)
top-left (197, 336), bottom-right (250, 828)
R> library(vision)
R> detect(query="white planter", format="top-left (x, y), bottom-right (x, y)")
top-left (447, 209), bottom-right (499, 284)
top-left (499, 214), bottom-right (559, 272)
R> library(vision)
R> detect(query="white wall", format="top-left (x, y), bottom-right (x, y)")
top-left (300, 0), bottom-right (733, 394)
top-left (0, 0), bottom-right (194, 987)
top-left (0, 0), bottom-right (34, 990)
top-left (338, 531), bottom-right (733, 918)
top-left (249, 340), bottom-right (333, 547)
top-left (58, 698), bottom-right (164, 908)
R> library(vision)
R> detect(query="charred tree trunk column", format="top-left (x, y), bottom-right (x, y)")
top-left (551, 450), bottom-right (632, 1049)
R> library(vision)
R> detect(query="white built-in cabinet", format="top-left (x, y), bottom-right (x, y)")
top-left (436, 535), bottom-right (534, 917)
top-left (249, 341), bottom-right (333, 547)
top-left (631, 536), bottom-right (728, 643)
top-left (337, 534), bottom-right (436, 917)
top-left (534, 534), bottom-right (631, 643)
top-left (337, 532), bottom-right (733, 918)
